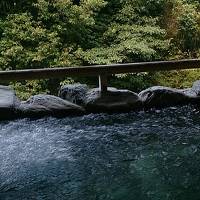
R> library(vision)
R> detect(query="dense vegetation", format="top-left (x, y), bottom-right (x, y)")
top-left (0, 0), bottom-right (199, 99)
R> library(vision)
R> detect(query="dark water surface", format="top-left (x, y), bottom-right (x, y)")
top-left (1, 106), bottom-right (200, 200)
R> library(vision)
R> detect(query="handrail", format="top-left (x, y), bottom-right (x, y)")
top-left (0, 59), bottom-right (200, 91)
top-left (0, 59), bottom-right (199, 81)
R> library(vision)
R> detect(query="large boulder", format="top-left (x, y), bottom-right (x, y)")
top-left (139, 86), bottom-right (198, 108)
top-left (0, 85), bottom-right (20, 120)
top-left (18, 94), bottom-right (85, 118)
top-left (191, 80), bottom-right (200, 96)
top-left (180, 88), bottom-right (197, 97)
top-left (59, 84), bottom-right (89, 105)
top-left (85, 87), bottom-right (142, 113)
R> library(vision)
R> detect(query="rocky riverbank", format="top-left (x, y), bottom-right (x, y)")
top-left (1, 81), bottom-right (200, 120)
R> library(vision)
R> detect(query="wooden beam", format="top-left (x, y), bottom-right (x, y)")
top-left (0, 59), bottom-right (199, 81)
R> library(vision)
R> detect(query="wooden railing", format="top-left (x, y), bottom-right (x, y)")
top-left (0, 59), bottom-right (200, 91)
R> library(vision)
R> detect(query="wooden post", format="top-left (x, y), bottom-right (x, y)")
top-left (99, 74), bottom-right (108, 92)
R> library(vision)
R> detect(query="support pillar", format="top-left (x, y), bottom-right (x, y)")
top-left (98, 74), bottom-right (108, 92)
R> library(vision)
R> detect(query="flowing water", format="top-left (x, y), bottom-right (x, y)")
top-left (1, 106), bottom-right (200, 200)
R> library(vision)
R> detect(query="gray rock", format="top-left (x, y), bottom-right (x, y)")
top-left (59, 84), bottom-right (89, 105)
top-left (85, 87), bottom-right (142, 113)
top-left (191, 80), bottom-right (200, 96)
top-left (139, 86), bottom-right (197, 108)
top-left (18, 94), bottom-right (85, 118)
top-left (180, 88), bottom-right (196, 97)
top-left (0, 85), bottom-right (20, 120)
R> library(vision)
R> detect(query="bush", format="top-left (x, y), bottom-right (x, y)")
top-left (153, 69), bottom-right (200, 88)
top-left (10, 80), bottom-right (49, 100)
top-left (109, 73), bottom-right (155, 92)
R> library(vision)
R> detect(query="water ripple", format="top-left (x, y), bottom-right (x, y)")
top-left (0, 106), bottom-right (200, 199)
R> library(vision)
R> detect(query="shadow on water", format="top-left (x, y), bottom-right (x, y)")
top-left (1, 106), bottom-right (200, 199)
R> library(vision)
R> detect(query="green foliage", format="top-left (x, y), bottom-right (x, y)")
top-left (0, 13), bottom-right (62, 70)
top-left (81, 0), bottom-right (170, 65)
top-left (129, 0), bottom-right (166, 17)
top-left (0, 0), bottom-right (199, 98)
top-left (0, 0), bottom-right (37, 17)
top-left (0, 0), bottom-right (106, 70)
top-left (34, 0), bottom-right (106, 49)
top-left (11, 80), bottom-right (49, 100)
top-left (60, 78), bottom-right (75, 87)
top-left (154, 69), bottom-right (200, 88)
top-left (176, 3), bottom-right (200, 52)
top-left (164, 0), bottom-right (200, 58)
top-left (91, 24), bottom-right (168, 63)
top-left (110, 73), bottom-right (155, 92)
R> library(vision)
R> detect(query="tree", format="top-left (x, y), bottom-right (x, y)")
top-left (81, 0), bottom-right (170, 65)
